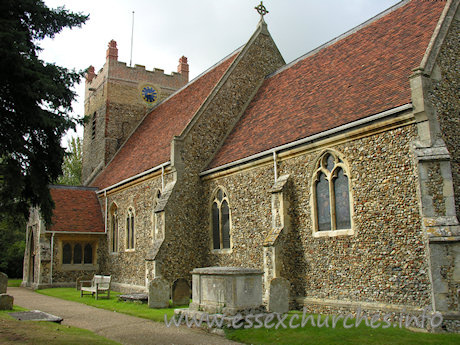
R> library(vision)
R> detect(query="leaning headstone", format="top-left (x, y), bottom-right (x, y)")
top-left (268, 277), bottom-right (290, 313)
top-left (172, 278), bottom-right (191, 306)
top-left (0, 272), bottom-right (7, 294)
top-left (0, 294), bottom-right (13, 310)
top-left (148, 277), bottom-right (169, 308)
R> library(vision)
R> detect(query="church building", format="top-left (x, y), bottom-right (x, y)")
top-left (23, 0), bottom-right (460, 331)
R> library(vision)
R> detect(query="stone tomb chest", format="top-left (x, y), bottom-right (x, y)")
top-left (190, 267), bottom-right (263, 315)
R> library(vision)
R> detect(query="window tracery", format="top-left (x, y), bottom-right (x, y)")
top-left (312, 151), bottom-right (352, 236)
top-left (211, 187), bottom-right (231, 250)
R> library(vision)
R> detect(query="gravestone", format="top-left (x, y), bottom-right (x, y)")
top-left (9, 310), bottom-right (62, 323)
top-left (172, 278), bottom-right (190, 306)
top-left (268, 277), bottom-right (290, 313)
top-left (118, 293), bottom-right (148, 303)
top-left (0, 272), bottom-right (7, 294)
top-left (0, 294), bottom-right (13, 310)
top-left (148, 277), bottom-right (169, 308)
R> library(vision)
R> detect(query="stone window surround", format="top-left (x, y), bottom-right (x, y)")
top-left (109, 203), bottom-right (119, 254)
top-left (60, 240), bottom-right (97, 271)
top-left (311, 149), bottom-right (354, 238)
top-left (210, 186), bottom-right (233, 254)
top-left (126, 206), bottom-right (136, 251)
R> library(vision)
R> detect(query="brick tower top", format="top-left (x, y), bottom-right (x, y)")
top-left (106, 39), bottom-right (118, 61)
top-left (82, 39), bottom-right (190, 185)
top-left (177, 56), bottom-right (189, 81)
top-left (86, 65), bottom-right (96, 83)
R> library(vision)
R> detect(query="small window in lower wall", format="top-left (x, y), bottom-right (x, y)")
top-left (61, 242), bottom-right (95, 266)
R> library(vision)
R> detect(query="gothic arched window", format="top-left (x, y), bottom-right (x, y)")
top-left (126, 208), bottom-right (135, 250)
top-left (312, 151), bottom-right (352, 236)
top-left (110, 204), bottom-right (118, 253)
top-left (211, 188), bottom-right (231, 250)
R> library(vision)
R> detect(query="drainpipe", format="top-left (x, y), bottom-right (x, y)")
top-left (161, 166), bottom-right (165, 191)
top-left (273, 151), bottom-right (278, 183)
top-left (50, 232), bottom-right (55, 285)
top-left (104, 190), bottom-right (108, 233)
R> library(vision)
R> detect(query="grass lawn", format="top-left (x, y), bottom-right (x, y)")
top-left (37, 287), bottom-right (185, 323)
top-left (225, 311), bottom-right (460, 345)
top-left (7, 279), bottom-right (22, 287)
top-left (36, 288), bottom-right (460, 344)
top-left (0, 306), bottom-right (120, 345)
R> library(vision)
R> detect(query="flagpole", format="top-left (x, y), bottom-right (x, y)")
top-left (130, 11), bottom-right (135, 67)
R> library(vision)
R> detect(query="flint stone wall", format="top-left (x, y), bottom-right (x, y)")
top-left (157, 25), bottom-right (286, 286)
top-left (429, 18), bottom-right (460, 221)
top-left (203, 124), bottom-right (432, 310)
top-left (98, 172), bottom-right (173, 290)
top-left (80, 25), bottom-right (285, 291)
top-left (425, 15), bottom-right (460, 318)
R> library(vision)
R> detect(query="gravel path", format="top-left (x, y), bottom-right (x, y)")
top-left (9, 287), bottom-right (241, 345)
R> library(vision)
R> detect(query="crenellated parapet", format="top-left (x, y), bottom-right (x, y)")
top-left (82, 40), bottom-right (189, 185)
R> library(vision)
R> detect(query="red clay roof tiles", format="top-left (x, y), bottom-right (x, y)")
top-left (92, 52), bottom-right (239, 189)
top-left (49, 187), bottom-right (104, 233)
top-left (207, 0), bottom-right (446, 170)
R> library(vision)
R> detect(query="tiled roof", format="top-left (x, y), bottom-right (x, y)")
top-left (49, 186), bottom-right (104, 233)
top-left (207, 0), bottom-right (446, 170)
top-left (92, 52), bottom-right (239, 189)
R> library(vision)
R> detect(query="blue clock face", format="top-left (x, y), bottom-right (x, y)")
top-left (141, 86), bottom-right (158, 103)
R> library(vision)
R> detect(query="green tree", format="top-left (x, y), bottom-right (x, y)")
top-left (0, 214), bottom-right (26, 278)
top-left (57, 136), bottom-right (82, 185)
top-left (0, 0), bottom-right (88, 225)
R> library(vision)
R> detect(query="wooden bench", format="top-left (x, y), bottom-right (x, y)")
top-left (80, 275), bottom-right (111, 300)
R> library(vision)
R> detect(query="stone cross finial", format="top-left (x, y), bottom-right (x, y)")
top-left (255, 1), bottom-right (269, 18)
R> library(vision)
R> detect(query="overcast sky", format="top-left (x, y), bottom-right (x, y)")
top-left (41, 0), bottom-right (401, 144)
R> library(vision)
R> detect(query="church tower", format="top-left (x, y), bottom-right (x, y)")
top-left (81, 40), bottom-right (189, 185)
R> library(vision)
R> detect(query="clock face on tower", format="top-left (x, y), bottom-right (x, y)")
top-left (141, 85), bottom-right (158, 104)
